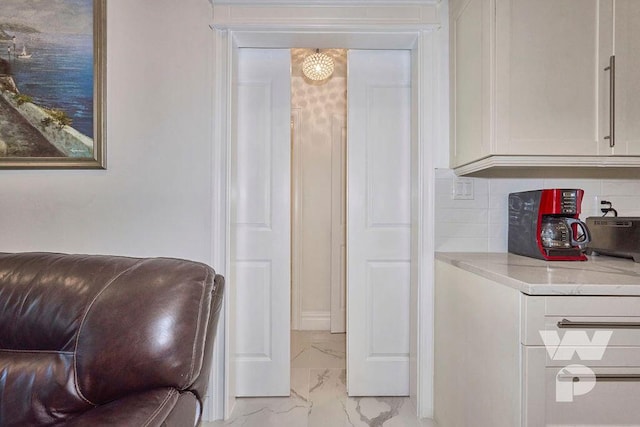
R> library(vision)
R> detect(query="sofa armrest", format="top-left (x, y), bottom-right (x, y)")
top-left (64, 388), bottom-right (199, 427)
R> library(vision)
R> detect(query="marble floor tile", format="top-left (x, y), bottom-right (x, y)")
top-left (301, 330), bottom-right (346, 343)
top-left (291, 368), bottom-right (311, 402)
top-left (291, 336), bottom-right (310, 368)
top-left (202, 330), bottom-right (438, 427)
top-left (343, 396), bottom-right (422, 427)
top-left (307, 339), bottom-right (346, 369)
top-left (308, 369), bottom-right (348, 427)
top-left (292, 332), bottom-right (346, 369)
top-left (203, 396), bottom-right (310, 426)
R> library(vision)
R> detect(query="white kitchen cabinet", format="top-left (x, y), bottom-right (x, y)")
top-left (450, 0), bottom-right (640, 175)
top-left (435, 259), bottom-right (640, 427)
top-left (612, 0), bottom-right (640, 156)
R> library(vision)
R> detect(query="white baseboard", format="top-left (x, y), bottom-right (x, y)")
top-left (297, 310), bottom-right (331, 330)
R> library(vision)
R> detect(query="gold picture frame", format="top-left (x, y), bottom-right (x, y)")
top-left (0, 0), bottom-right (106, 169)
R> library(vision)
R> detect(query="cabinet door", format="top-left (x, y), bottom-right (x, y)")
top-left (498, 0), bottom-right (602, 155)
top-left (613, 0), bottom-right (640, 155)
top-left (450, 0), bottom-right (492, 167)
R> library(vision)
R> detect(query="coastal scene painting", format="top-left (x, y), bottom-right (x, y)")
top-left (0, 0), bottom-right (105, 168)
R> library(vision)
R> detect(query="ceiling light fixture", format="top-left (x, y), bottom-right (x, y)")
top-left (302, 49), bottom-right (334, 81)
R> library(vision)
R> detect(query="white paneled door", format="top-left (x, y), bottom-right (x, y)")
top-left (347, 50), bottom-right (411, 396)
top-left (233, 48), bottom-right (291, 396)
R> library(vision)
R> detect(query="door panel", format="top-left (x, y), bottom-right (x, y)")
top-left (233, 48), bottom-right (291, 396)
top-left (347, 49), bottom-right (411, 396)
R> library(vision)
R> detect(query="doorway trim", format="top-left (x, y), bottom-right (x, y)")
top-left (208, 1), bottom-right (444, 421)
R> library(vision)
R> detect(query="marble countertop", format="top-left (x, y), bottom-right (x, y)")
top-left (436, 252), bottom-right (640, 296)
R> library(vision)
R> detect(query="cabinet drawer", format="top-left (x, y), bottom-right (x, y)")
top-left (523, 346), bottom-right (640, 427)
top-left (544, 296), bottom-right (640, 317)
top-left (522, 295), bottom-right (640, 346)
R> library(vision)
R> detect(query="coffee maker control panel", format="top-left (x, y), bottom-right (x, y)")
top-left (561, 190), bottom-right (579, 214)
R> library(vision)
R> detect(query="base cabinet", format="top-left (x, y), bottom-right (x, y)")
top-left (435, 261), bottom-right (521, 427)
top-left (435, 260), bottom-right (640, 427)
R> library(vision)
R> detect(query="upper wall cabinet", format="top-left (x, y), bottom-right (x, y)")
top-left (450, 0), bottom-right (640, 175)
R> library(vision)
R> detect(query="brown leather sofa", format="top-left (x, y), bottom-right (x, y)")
top-left (0, 253), bottom-right (224, 426)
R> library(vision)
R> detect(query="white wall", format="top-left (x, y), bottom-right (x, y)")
top-left (0, 0), bottom-right (214, 263)
top-left (291, 74), bottom-right (347, 330)
top-left (435, 168), bottom-right (640, 252)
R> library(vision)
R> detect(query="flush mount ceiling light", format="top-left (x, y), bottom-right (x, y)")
top-left (302, 49), bottom-right (335, 81)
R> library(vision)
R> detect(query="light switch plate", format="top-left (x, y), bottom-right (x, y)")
top-left (453, 177), bottom-right (474, 200)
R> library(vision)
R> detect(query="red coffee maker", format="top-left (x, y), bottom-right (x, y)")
top-left (508, 189), bottom-right (591, 261)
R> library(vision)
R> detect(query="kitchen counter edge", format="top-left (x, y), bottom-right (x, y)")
top-left (435, 252), bottom-right (640, 296)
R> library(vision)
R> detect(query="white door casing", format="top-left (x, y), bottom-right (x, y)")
top-left (232, 48), bottom-right (291, 397)
top-left (210, 6), bottom-right (444, 418)
top-left (347, 50), bottom-right (412, 396)
top-left (331, 114), bottom-right (347, 333)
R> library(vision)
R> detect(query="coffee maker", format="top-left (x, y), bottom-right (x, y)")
top-left (508, 189), bottom-right (590, 261)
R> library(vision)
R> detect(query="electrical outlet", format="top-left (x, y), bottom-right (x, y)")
top-left (453, 177), bottom-right (474, 200)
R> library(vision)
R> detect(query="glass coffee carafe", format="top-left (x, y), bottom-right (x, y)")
top-left (540, 217), bottom-right (591, 249)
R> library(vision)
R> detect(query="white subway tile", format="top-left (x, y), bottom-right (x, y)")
top-left (435, 237), bottom-right (488, 252)
top-left (435, 208), bottom-right (488, 224)
top-left (469, 177), bottom-right (489, 196)
top-left (597, 196), bottom-right (640, 214)
top-left (489, 222), bottom-right (507, 237)
top-left (488, 178), bottom-right (545, 197)
top-left (488, 236), bottom-right (508, 253)
top-left (435, 178), bottom-right (453, 195)
top-left (435, 168), bottom-right (455, 179)
top-left (434, 222), bottom-right (489, 239)
top-left (489, 193), bottom-right (509, 210)
top-left (489, 208), bottom-right (507, 225)
top-left (601, 180), bottom-right (640, 196)
top-left (541, 179), bottom-right (602, 196)
top-left (435, 192), bottom-right (489, 210)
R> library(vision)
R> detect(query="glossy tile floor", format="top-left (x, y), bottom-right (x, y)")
top-left (202, 331), bottom-right (437, 427)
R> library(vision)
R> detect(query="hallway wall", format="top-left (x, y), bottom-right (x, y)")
top-left (291, 66), bottom-right (346, 330)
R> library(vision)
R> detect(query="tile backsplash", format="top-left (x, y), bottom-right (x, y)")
top-left (435, 168), bottom-right (640, 252)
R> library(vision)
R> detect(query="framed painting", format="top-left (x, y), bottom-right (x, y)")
top-left (0, 0), bottom-right (106, 169)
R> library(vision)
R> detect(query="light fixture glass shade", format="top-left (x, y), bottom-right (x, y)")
top-left (302, 50), bottom-right (335, 81)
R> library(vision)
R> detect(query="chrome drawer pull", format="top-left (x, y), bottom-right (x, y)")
top-left (596, 374), bottom-right (640, 382)
top-left (558, 373), bottom-right (640, 383)
top-left (557, 319), bottom-right (640, 329)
